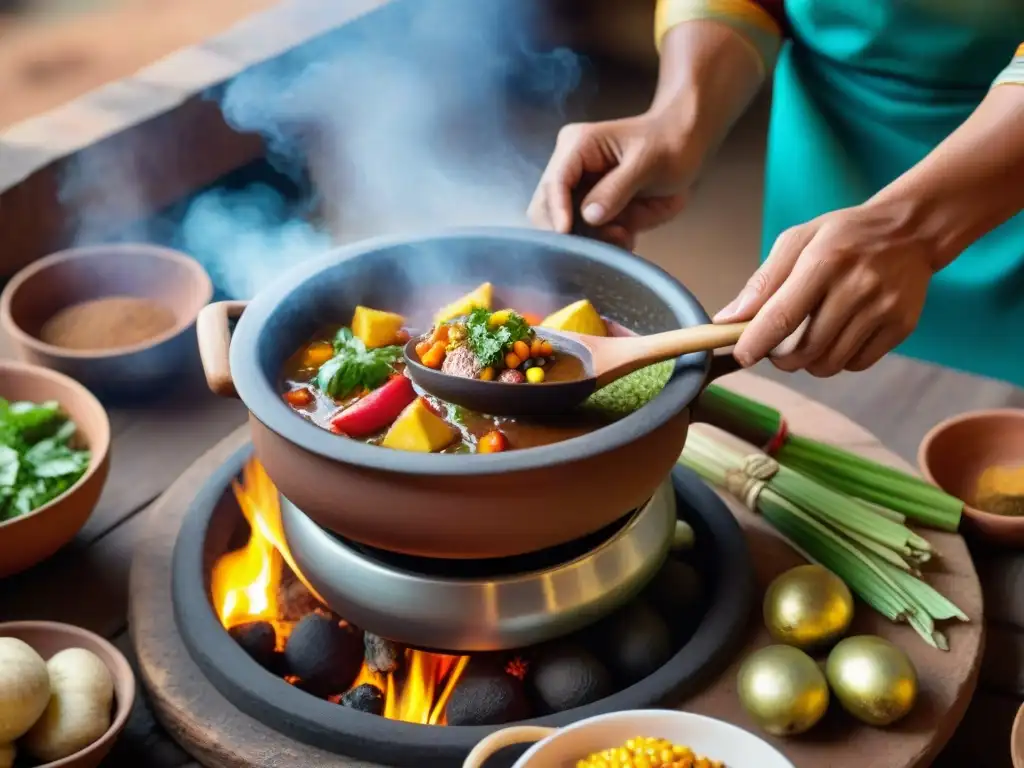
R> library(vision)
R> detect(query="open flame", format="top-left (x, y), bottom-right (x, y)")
top-left (210, 459), bottom-right (467, 724)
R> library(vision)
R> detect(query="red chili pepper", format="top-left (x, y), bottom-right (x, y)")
top-left (330, 375), bottom-right (416, 437)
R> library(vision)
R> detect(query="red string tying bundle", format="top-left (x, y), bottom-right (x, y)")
top-left (764, 418), bottom-right (789, 456)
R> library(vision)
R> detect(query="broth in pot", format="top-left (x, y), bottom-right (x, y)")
top-left (280, 283), bottom-right (632, 454)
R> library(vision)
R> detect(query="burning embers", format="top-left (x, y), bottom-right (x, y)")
top-left (212, 460), bottom-right (707, 728)
top-left (211, 461), bottom-right (469, 724)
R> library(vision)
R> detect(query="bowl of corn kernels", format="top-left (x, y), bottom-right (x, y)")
top-left (462, 710), bottom-right (794, 768)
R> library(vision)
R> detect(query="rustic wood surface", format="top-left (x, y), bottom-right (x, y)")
top-left (0, 358), bottom-right (1019, 765)
top-left (123, 372), bottom-right (986, 768)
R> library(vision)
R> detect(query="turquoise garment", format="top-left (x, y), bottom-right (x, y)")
top-left (762, 0), bottom-right (1024, 386)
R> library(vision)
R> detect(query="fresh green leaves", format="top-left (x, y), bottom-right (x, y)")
top-left (464, 308), bottom-right (531, 368)
top-left (0, 399), bottom-right (91, 522)
top-left (315, 326), bottom-right (402, 399)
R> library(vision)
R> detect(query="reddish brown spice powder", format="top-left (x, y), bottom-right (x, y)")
top-left (39, 296), bottom-right (177, 351)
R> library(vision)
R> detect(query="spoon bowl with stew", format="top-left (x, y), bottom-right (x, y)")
top-left (404, 321), bottom-right (749, 417)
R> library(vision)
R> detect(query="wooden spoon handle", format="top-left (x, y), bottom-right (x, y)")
top-left (592, 322), bottom-right (749, 387)
top-left (633, 322), bottom-right (749, 361)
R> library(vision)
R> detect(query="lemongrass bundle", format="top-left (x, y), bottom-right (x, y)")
top-left (696, 385), bottom-right (963, 531)
top-left (679, 428), bottom-right (968, 650)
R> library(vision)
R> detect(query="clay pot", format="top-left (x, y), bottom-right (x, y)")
top-left (0, 361), bottom-right (110, 578)
top-left (919, 409), bottom-right (1024, 546)
top-left (0, 621), bottom-right (135, 768)
top-left (0, 244), bottom-right (213, 400)
top-left (197, 228), bottom-right (737, 559)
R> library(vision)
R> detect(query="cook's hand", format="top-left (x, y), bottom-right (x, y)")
top-left (528, 111), bottom-right (702, 250)
top-left (714, 202), bottom-right (938, 376)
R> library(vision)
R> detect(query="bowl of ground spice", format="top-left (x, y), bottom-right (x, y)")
top-left (0, 244), bottom-right (213, 399)
top-left (919, 408), bottom-right (1024, 546)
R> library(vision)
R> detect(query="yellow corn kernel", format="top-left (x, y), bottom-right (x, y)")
top-left (526, 366), bottom-right (545, 383)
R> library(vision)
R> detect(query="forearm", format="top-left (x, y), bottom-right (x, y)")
top-left (649, 2), bottom-right (780, 160)
top-left (871, 84), bottom-right (1024, 270)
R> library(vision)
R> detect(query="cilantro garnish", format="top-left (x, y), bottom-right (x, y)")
top-left (465, 308), bottom-right (532, 368)
top-left (0, 399), bottom-right (91, 522)
top-left (315, 327), bottom-right (402, 399)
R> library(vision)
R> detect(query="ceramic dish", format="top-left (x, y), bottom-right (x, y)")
top-left (0, 621), bottom-right (135, 768)
top-left (0, 243), bottom-right (213, 399)
top-left (918, 409), bottom-right (1024, 546)
top-left (197, 227), bottom-right (740, 560)
top-left (0, 361), bottom-right (110, 578)
top-left (463, 709), bottom-right (795, 768)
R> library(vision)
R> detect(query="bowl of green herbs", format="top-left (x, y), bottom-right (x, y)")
top-left (0, 360), bottom-right (110, 578)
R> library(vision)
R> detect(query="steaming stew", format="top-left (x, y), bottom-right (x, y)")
top-left (280, 284), bottom-right (614, 454)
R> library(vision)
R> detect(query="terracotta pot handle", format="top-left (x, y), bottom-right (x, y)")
top-left (462, 725), bottom-right (556, 768)
top-left (197, 300), bottom-right (248, 398)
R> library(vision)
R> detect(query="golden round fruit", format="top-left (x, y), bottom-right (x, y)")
top-left (825, 635), bottom-right (918, 726)
top-left (763, 564), bottom-right (854, 651)
top-left (737, 645), bottom-right (829, 736)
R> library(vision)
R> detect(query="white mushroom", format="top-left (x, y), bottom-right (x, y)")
top-left (22, 648), bottom-right (114, 762)
top-left (0, 742), bottom-right (15, 768)
top-left (0, 638), bottom-right (51, 743)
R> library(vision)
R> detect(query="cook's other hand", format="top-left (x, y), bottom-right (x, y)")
top-left (717, 81), bottom-right (1024, 377)
top-left (529, 17), bottom-right (777, 250)
top-left (715, 202), bottom-right (935, 376)
top-left (527, 114), bottom-right (693, 251)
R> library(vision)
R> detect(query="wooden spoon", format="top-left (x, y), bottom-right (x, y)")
top-left (403, 321), bottom-right (748, 417)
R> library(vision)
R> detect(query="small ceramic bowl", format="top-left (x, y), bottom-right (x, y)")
top-left (0, 621), bottom-right (134, 768)
top-left (0, 243), bottom-right (213, 399)
top-left (918, 409), bottom-right (1024, 546)
top-left (0, 361), bottom-right (111, 578)
top-left (462, 710), bottom-right (794, 768)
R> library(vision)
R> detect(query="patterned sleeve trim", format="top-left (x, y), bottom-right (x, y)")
top-left (654, 0), bottom-right (783, 77)
top-left (993, 43), bottom-right (1024, 87)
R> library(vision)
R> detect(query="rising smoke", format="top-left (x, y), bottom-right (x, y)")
top-left (61, 0), bottom-right (584, 299)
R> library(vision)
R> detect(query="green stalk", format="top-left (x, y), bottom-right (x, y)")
top-left (784, 454), bottom-right (957, 531)
top-left (839, 529), bottom-right (914, 572)
top-left (882, 565), bottom-right (969, 622)
top-left (700, 384), bottom-right (964, 532)
top-left (679, 428), bottom-right (961, 649)
top-left (771, 467), bottom-right (914, 551)
top-left (760, 497), bottom-right (907, 621)
top-left (699, 385), bottom-right (781, 435)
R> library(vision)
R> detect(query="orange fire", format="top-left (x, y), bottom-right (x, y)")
top-left (210, 459), bottom-right (467, 724)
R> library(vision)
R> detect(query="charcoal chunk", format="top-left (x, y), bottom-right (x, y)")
top-left (593, 601), bottom-right (673, 686)
top-left (446, 660), bottom-right (530, 726)
top-left (527, 642), bottom-right (612, 714)
top-left (277, 569), bottom-right (325, 622)
top-left (643, 558), bottom-right (704, 633)
top-left (229, 621), bottom-right (277, 671)
top-left (284, 614), bottom-right (363, 697)
top-left (364, 633), bottom-right (402, 675)
top-left (339, 683), bottom-right (386, 716)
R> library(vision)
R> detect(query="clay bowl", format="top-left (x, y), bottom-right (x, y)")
top-left (0, 244), bottom-right (213, 399)
top-left (197, 227), bottom-right (739, 560)
top-left (918, 409), bottom-right (1024, 546)
top-left (0, 621), bottom-right (134, 768)
top-left (0, 361), bottom-right (110, 578)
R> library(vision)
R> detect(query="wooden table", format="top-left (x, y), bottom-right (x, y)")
top-left (0, 357), bottom-right (1018, 767)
